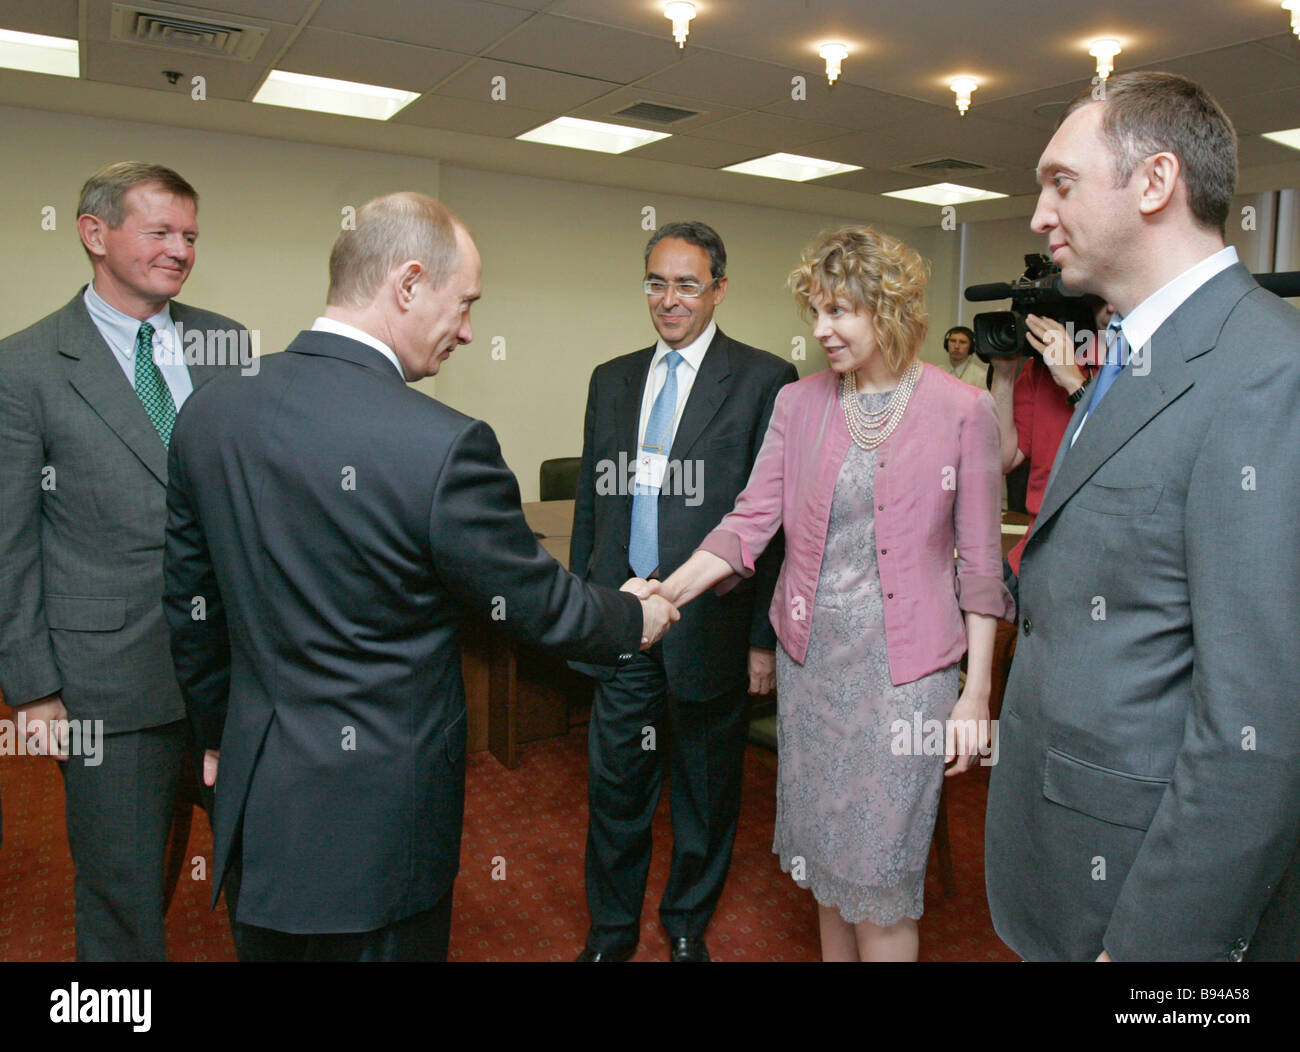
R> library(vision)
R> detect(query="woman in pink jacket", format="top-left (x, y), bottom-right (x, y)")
top-left (657, 226), bottom-right (1014, 961)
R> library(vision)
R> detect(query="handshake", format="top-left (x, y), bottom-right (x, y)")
top-left (620, 577), bottom-right (680, 650)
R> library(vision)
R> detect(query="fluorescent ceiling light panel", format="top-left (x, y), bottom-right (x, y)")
top-left (516, 116), bottom-right (669, 154)
top-left (1262, 127), bottom-right (1300, 151)
top-left (721, 153), bottom-right (861, 182)
top-left (883, 182), bottom-right (1007, 205)
top-left (0, 29), bottom-right (79, 78)
top-left (253, 70), bottom-right (419, 121)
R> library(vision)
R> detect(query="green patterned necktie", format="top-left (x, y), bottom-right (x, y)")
top-left (134, 322), bottom-right (177, 446)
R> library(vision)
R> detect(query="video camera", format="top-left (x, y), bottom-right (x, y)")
top-left (964, 254), bottom-right (1103, 363)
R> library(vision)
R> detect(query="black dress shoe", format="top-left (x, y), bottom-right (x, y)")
top-left (668, 936), bottom-right (710, 962)
top-left (575, 944), bottom-right (635, 962)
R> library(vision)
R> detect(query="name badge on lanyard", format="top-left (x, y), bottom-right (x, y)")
top-left (635, 451), bottom-right (669, 490)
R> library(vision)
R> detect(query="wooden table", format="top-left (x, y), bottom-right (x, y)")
top-left (462, 501), bottom-right (586, 768)
top-left (466, 503), bottom-right (1033, 768)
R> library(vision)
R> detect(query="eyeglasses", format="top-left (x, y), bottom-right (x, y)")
top-left (642, 279), bottom-right (717, 298)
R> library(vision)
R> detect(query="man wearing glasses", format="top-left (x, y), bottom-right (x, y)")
top-left (570, 221), bottom-right (797, 961)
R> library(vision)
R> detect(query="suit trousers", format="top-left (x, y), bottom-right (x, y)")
top-left (231, 888), bottom-right (454, 962)
top-left (584, 650), bottom-right (749, 950)
top-left (59, 718), bottom-right (188, 961)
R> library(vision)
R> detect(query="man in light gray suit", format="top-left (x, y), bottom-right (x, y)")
top-left (0, 162), bottom-right (247, 960)
top-left (985, 72), bottom-right (1300, 961)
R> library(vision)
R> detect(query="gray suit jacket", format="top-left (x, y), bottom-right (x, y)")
top-left (986, 263), bottom-right (1300, 961)
top-left (0, 290), bottom-right (243, 733)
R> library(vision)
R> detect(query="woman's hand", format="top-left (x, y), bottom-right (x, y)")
top-left (944, 684), bottom-right (991, 776)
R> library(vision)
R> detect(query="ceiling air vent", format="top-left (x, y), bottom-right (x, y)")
top-left (110, 3), bottom-right (268, 61)
top-left (899, 157), bottom-right (992, 174)
top-left (614, 101), bottom-right (699, 124)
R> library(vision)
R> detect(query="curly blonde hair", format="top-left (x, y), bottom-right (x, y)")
top-left (788, 225), bottom-right (931, 374)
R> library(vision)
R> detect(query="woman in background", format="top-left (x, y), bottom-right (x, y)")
top-left (656, 226), bottom-right (1014, 961)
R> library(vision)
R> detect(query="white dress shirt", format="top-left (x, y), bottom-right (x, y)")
top-left (637, 320), bottom-right (716, 454)
top-left (84, 282), bottom-right (195, 409)
top-left (1071, 246), bottom-right (1238, 444)
top-left (311, 316), bottom-right (406, 379)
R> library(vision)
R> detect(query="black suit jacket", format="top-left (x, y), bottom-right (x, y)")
top-left (570, 328), bottom-right (797, 700)
top-left (0, 291), bottom-right (242, 732)
top-left (164, 331), bottom-right (642, 933)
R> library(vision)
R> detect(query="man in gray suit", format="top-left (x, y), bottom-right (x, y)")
top-left (0, 162), bottom-right (247, 960)
top-left (985, 72), bottom-right (1300, 962)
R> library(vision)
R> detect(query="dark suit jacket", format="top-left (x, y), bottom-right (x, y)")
top-left (570, 328), bottom-right (797, 700)
top-left (986, 264), bottom-right (1300, 961)
top-left (0, 290), bottom-right (242, 732)
top-left (164, 330), bottom-right (643, 934)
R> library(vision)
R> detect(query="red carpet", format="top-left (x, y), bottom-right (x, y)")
top-left (0, 714), bottom-right (1014, 962)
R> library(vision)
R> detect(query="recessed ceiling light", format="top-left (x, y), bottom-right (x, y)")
top-left (516, 116), bottom-right (669, 154)
top-left (883, 182), bottom-right (1007, 205)
top-left (721, 152), bottom-right (862, 182)
top-left (1262, 127), bottom-right (1300, 151)
top-left (252, 70), bottom-right (419, 121)
top-left (0, 28), bottom-right (79, 78)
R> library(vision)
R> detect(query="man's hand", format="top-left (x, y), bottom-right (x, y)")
top-left (748, 647), bottom-right (776, 695)
top-left (620, 576), bottom-right (661, 599)
top-left (203, 749), bottom-right (220, 787)
top-left (639, 594), bottom-right (679, 650)
top-left (1096, 949), bottom-right (1112, 962)
top-left (17, 693), bottom-right (70, 761)
top-left (1026, 313), bottom-right (1086, 396)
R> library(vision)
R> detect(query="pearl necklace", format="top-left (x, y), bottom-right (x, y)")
top-left (839, 361), bottom-right (920, 450)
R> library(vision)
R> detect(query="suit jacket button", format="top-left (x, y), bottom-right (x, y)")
top-left (1022, 617), bottom-right (1032, 635)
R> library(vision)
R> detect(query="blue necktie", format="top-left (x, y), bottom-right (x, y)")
top-left (628, 350), bottom-right (683, 578)
top-left (1086, 318), bottom-right (1127, 416)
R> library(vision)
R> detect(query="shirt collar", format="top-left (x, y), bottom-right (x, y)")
top-left (1117, 246), bottom-right (1238, 357)
top-left (84, 281), bottom-right (173, 356)
top-left (311, 317), bottom-right (406, 379)
top-left (651, 320), bottom-right (716, 375)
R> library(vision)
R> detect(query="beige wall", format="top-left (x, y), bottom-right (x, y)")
top-left (0, 103), bottom-right (954, 501)
top-left (0, 104), bottom-right (441, 358)
top-left (436, 164), bottom-right (950, 498)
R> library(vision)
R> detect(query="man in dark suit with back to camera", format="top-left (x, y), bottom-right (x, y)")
top-left (164, 192), bottom-right (678, 962)
top-left (571, 221), bottom-right (797, 962)
top-left (985, 72), bottom-right (1300, 961)
top-left (0, 161), bottom-right (246, 960)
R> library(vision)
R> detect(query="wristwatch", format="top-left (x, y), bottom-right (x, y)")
top-left (1067, 378), bottom-right (1090, 406)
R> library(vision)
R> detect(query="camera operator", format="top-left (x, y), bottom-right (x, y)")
top-left (990, 300), bottom-right (1112, 603)
top-left (942, 325), bottom-right (988, 387)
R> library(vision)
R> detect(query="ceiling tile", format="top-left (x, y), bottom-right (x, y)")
top-left (1237, 133), bottom-right (1300, 167)
top-left (762, 81), bottom-right (943, 132)
top-left (84, 36), bottom-right (293, 100)
top-left (485, 14), bottom-right (682, 83)
top-left (391, 93), bottom-right (555, 137)
top-left (815, 169), bottom-right (932, 195)
top-left (1147, 42), bottom-right (1300, 100)
top-left (791, 129), bottom-right (911, 169)
top-left (0, 0), bottom-right (78, 37)
top-left (311, 0), bottom-right (533, 54)
top-left (1224, 86), bottom-right (1300, 134)
top-left (567, 86), bottom-right (743, 134)
top-left (630, 134), bottom-right (764, 169)
top-left (165, 0), bottom-right (315, 21)
top-left (635, 51), bottom-right (794, 111)
top-left (435, 58), bottom-right (617, 110)
top-left (693, 111), bottom-right (851, 150)
top-left (278, 29), bottom-right (468, 92)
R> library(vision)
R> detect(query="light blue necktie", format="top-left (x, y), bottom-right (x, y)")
top-left (628, 350), bottom-right (683, 578)
top-left (1086, 318), bottom-right (1127, 415)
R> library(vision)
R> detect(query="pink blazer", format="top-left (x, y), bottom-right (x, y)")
top-left (701, 363), bottom-right (1015, 686)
